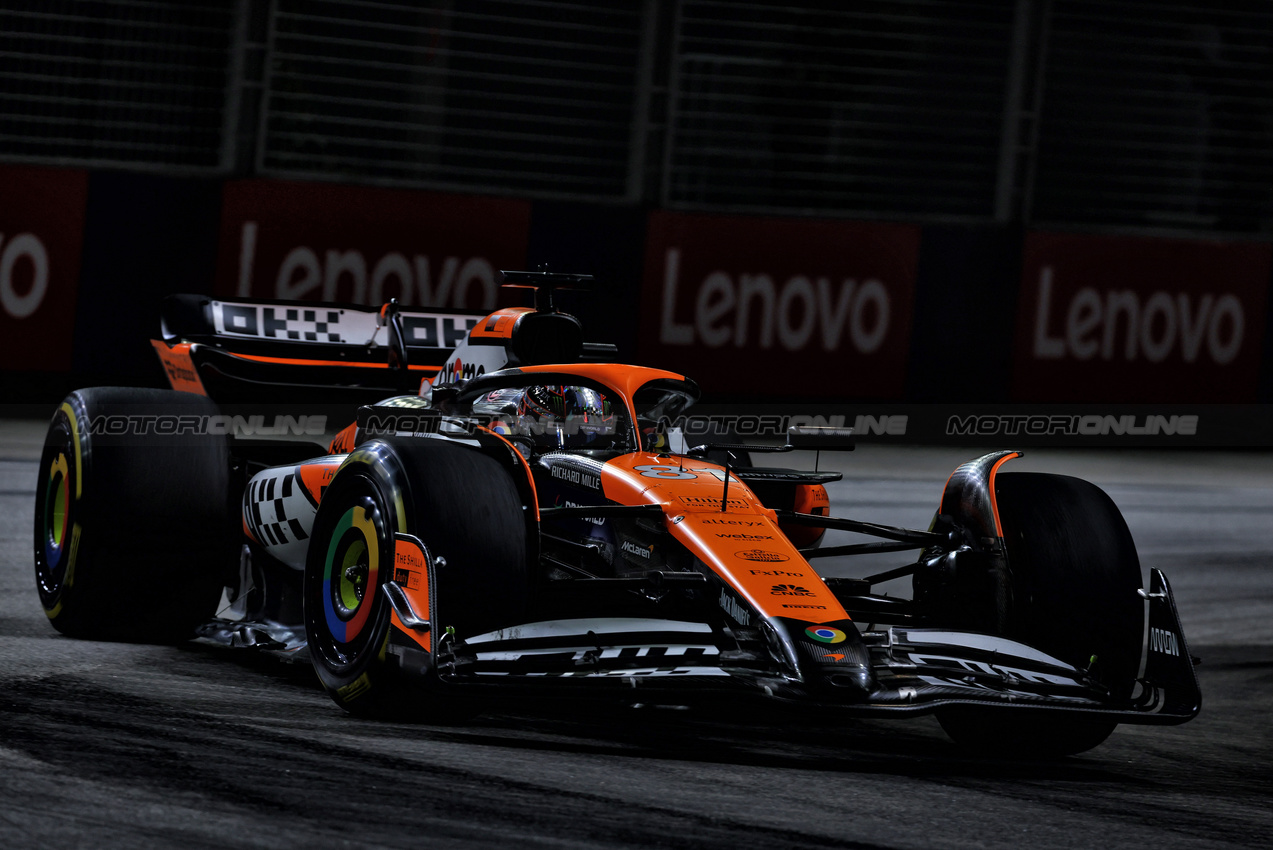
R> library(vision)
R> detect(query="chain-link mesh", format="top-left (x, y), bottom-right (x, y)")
top-left (1031, 0), bottom-right (1273, 235)
top-left (662, 0), bottom-right (1019, 220)
top-left (258, 0), bottom-right (645, 200)
top-left (0, 0), bottom-right (235, 169)
top-left (0, 0), bottom-right (1268, 235)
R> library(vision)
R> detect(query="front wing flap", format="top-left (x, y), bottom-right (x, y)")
top-left (843, 568), bottom-right (1199, 723)
top-left (428, 570), bottom-right (1199, 724)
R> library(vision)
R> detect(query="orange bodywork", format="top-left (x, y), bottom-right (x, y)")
top-left (597, 454), bottom-right (850, 623)
top-left (984, 452), bottom-right (1021, 535)
top-left (296, 456), bottom-right (343, 506)
top-left (390, 535), bottom-right (433, 653)
top-left (468, 307), bottom-right (535, 340)
top-left (229, 352), bottom-right (440, 373)
top-left (329, 422), bottom-right (358, 454)
top-left (783, 484), bottom-right (830, 548)
top-left (151, 340), bottom-right (208, 395)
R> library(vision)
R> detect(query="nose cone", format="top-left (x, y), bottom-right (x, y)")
top-left (791, 619), bottom-right (877, 701)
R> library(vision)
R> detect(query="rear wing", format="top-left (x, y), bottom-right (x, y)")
top-left (154, 277), bottom-right (623, 403)
top-left (153, 294), bottom-right (486, 403)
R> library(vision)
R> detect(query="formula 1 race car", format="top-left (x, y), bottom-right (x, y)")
top-left (33, 272), bottom-right (1200, 757)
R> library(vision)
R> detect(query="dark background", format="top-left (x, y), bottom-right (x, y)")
top-left (0, 0), bottom-right (1270, 405)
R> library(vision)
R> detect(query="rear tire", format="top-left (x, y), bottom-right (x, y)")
top-left (304, 438), bottom-right (529, 719)
top-left (937, 472), bottom-right (1144, 757)
top-left (33, 388), bottom-right (235, 641)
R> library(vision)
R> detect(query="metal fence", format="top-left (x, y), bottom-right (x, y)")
top-left (1029, 0), bottom-right (1273, 236)
top-left (0, 0), bottom-right (238, 171)
top-left (662, 0), bottom-right (1019, 220)
top-left (258, 0), bottom-right (649, 199)
top-left (1, 0), bottom-right (1269, 236)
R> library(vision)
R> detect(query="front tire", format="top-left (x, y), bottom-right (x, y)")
top-left (937, 472), bottom-right (1144, 757)
top-left (303, 438), bottom-right (530, 718)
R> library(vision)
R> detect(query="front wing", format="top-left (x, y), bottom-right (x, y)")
top-left (428, 569), bottom-right (1199, 724)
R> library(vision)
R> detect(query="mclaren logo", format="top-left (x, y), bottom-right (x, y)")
top-left (620, 540), bottom-right (653, 560)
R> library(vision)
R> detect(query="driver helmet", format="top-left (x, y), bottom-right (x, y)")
top-left (517, 385), bottom-right (616, 450)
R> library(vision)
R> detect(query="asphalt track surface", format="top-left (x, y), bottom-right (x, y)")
top-left (1, 417), bottom-right (1270, 849)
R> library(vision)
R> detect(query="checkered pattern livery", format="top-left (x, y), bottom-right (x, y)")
top-left (283, 308), bottom-right (342, 342)
top-left (244, 468), bottom-right (311, 547)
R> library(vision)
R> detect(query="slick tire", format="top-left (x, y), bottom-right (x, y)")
top-left (34, 388), bottom-right (235, 642)
top-left (304, 438), bottom-right (529, 720)
top-left (937, 472), bottom-right (1144, 758)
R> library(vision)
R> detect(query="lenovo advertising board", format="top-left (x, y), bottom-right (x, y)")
top-left (0, 165), bottom-right (87, 372)
top-left (215, 180), bottom-right (532, 310)
top-left (1013, 232), bottom-right (1271, 402)
top-left (638, 211), bottom-right (920, 398)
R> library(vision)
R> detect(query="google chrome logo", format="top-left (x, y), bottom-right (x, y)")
top-left (805, 626), bottom-right (847, 644)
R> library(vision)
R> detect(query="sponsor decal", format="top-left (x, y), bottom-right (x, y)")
top-left (735, 549), bottom-right (790, 563)
top-left (378, 396), bottom-right (432, 409)
top-left (700, 518), bottom-right (764, 527)
top-left (749, 569), bottom-right (801, 577)
top-left (560, 499), bottom-right (605, 526)
top-left (634, 464), bottom-right (697, 480)
top-left (770, 584), bottom-right (815, 597)
top-left (436, 357), bottom-right (487, 384)
top-left (215, 180), bottom-right (530, 309)
top-left (150, 341), bottom-right (206, 395)
top-left (715, 532), bottom-right (774, 541)
top-left (1012, 232), bottom-right (1270, 402)
top-left (0, 165), bottom-right (87, 371)
top-left (680, 496), bottom-right (748, 509)
top-left (639, 211), bottom-right (918, 397)
top-left (805, 626), bottom-right (848, 645)
top-left (719, 589), bottom-right (752, 626)
top-left (393, 562), bottom-right (422, 591)
top-left (620, 540), bottom-right (653, 560)
top-left (782, 603), bottom-right (828, 610)
top-left (1150, 627), bottom-right (1180, 657)
top-left (550, 464), bottom-right (602, 491)
top-left (336, 672), bottom-right (373, 702)
top-left (210, 300), bottom-right (481, 351)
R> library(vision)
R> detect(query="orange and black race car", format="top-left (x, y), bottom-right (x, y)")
top-left (33, 272), bottom-right (1200, 757)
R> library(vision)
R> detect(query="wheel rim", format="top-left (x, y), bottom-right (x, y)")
top-left (44, 453), bottom-right (70, 567)
top-left (35, 424), bottom-right (77, 603)
top-left (320, 501), bottom-right (381, 648)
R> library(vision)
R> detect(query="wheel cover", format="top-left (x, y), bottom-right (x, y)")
top-left (35, 429), bottom-right (77, 605)
top-left (321, 504), bottom-right (381, 644)
top-left (44, 453), bottom-right (70, 568)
